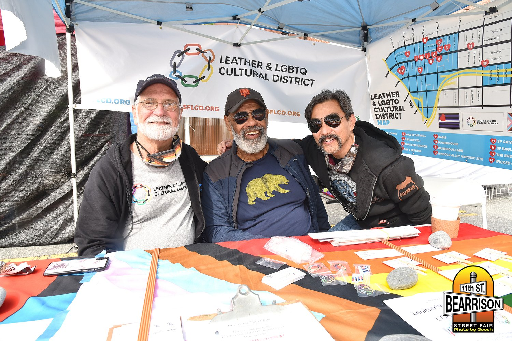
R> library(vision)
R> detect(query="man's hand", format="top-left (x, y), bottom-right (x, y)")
top-left (217, 140), bottom-right (233, 155)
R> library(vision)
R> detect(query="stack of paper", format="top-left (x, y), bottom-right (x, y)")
top-left (262, 267), bottom-right (306, 290)
top-left (308, 225), bottom-right (423, 246)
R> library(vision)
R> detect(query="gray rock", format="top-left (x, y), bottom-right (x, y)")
top-left (428, 230), bottom-right (452, 249)
top-left (386, 267), bottom-right (418, 290)
top-left (0, 287), bottom-right (6, 308)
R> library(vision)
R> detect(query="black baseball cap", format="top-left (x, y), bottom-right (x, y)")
top-left (134, 74), bottom-right (182, 103)
top-left (225, 88), bottom-right (266, 116)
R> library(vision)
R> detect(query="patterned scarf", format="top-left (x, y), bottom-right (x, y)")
top-left (326, 143), bottom-right (359, 214)
top-left (135, 135), bottom-right (182, 167)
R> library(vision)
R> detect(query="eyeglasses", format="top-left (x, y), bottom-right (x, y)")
top-left (232, 108), bottom-right (267, 125)
top-left (308, 113), bottom-right (343, 133)
top-left (137, 98), bottom-right (180, 112)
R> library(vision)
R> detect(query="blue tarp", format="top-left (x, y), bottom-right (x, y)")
top-left (54, 0), bottom-right (484, 49)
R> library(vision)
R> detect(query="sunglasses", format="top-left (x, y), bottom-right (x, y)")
top-left (232, 108), bottom-right (267, 125)
top-left (308, 113), bottom-right (343, 133)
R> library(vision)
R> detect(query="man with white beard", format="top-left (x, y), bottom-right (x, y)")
top-left (217, 90), bottom-right (431, 232)
top-left (201, 88), bottom-right (329, 242)
top-left (75, 74), bottom-right (206, 256)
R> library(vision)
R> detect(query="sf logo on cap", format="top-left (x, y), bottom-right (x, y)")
top-left (240, 89), bottom-right (250, 97)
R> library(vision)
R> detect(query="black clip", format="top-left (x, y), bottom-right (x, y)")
top-left (485, 6), bottom-right (498, 15)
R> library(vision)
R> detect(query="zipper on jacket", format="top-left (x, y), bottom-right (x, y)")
top-left (361, 176), bottom-right (378, 221)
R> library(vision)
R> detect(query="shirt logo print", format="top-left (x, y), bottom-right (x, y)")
top-left (132, 183), bottom-right (151, 205)
top-left (246, 174), bottom-right (289, 205)
top-left (396, 176), bottom-right (418, 201)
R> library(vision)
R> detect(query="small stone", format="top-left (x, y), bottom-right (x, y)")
top-left (386, 267), bottom-right (418, 290)
top-left (0, 287), bottom-right (6, 308)
top-left (429, 230), bottom-right (452, 249)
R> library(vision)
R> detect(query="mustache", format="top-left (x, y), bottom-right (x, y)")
top-left (318, 133), bottom-right (341, 145)
top-left (146, 116), bottom-right (174, 124)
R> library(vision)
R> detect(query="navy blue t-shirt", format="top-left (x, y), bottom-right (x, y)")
top-left (236, 151), bottom-right (312, 237)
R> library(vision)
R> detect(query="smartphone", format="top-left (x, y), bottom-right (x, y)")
top-left (43, 257), bottom-right (109, 276)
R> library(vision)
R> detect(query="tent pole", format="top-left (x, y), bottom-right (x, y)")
top-left (66, 31), bottom-right (79, 225)
top-left (184, 116), bottom-right (191, 145)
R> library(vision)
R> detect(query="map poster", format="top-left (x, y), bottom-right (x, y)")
top-left (367, 5), bottom-right (512, 170)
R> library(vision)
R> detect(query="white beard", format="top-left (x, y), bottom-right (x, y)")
top-left (232, 125), bottom-right (268, 154)
top-left (137, 115), bottom-right (179, 141)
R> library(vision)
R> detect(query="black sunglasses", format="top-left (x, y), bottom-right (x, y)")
top-left (232, 108), bottom-right (267, 125)
top-left (308, 113), bottom-right (343, 133)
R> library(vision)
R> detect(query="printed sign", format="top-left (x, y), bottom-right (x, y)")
top-left (443, 265), bottom-right (504, 333)
top-left (75, 22), bottom-right (370, 123)
top-left (367, 4), bottom-right (512, 170)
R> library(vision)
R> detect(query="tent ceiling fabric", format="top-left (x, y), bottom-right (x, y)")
top-left (62, 0), bottom-right (487, 49)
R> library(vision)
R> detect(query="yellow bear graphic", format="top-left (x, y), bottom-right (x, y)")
top-left (246, 174), bottom-right (290, 205)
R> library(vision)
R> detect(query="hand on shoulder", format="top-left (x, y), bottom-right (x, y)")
top-left (217, 140), bottom-right (233, 155)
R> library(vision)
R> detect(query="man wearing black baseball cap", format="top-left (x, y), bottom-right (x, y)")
top-left (201, 88), bottom-right (329, 242)
top-left (75, 74), bottom-right (207, 256)
top-left (219, 89), bottom-right (431, 231)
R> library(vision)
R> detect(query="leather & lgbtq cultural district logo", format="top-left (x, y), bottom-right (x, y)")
top-left (169, 43), bottom-right (215, 88)
top-left (443, 265), bottom-right (504, 333)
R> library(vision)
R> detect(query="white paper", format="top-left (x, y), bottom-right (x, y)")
top-left (383, 257), bottom-right (421, 269)
top-left (402, 244), bottom-right (440, 254)
top-left (0, 319), bottom-right (53, 341)
top-left (355, 249), bottom-right (403, 260)
top-left (262, 267), bottom-right (305, 290)
top-left (494, 276), bottom-right (512, 297)
top-left (183, 302), bottom-right (334, 341)
top-left (477, 262), bottom-right (511, 276)
top-left (110, 316), bottom-right (184, 341)
top-left (309, 225), bottom-right (422, 246)
top-left (439, 268), bottom-right (463, 281)
top-left (433, 251), bottom-right (470, 264)
top-left (439, 262), bottom-right (510, 281)
top-left (474, 248), bottom-right (507, 261)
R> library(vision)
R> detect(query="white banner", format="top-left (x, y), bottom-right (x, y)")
top-left (75, 22), bottom-right (370, 123)
top-left (0, 0), bottom-right (61, 76)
